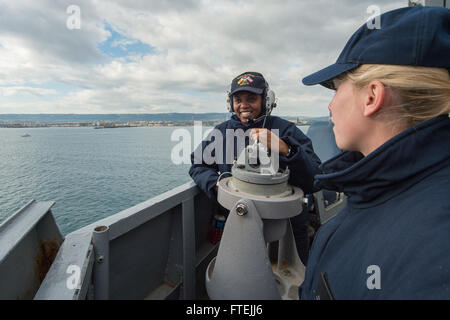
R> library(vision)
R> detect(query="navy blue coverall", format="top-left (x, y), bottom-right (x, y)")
top-left (300, 115), bottom-right (450, 299)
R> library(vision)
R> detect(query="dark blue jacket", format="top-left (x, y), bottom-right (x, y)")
top-left (300, 115), bottom-right (450, 299)
top-left (189, 115), bottom-right (322, 198)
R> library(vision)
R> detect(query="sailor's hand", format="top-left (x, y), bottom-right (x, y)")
top-left (250, 128), bottom-right (289, 156)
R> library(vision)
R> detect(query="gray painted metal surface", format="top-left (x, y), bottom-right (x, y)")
top-left (0, 200), bottom-right (63, 299)
top-left (306, 121), bottom-right (347, 225)
top-left (313, 191), bottom-right (347, 225)
top-left (182, 198), bottom-right (196, 299)
top-left (206, 199), bottom-right (282, 300)
top-left (206, 154), bottom-right (306, 300)
top-left (272, 220), bottom-right (305, 299)
top-left (92, 226), bottom-right (110, 300)
top-left (217, 177), bottom-right (304, 220)
top-left (34, 231), bottom-right (93, 300)
top-left (34, 181), bottom-right (218, 300)
top-left (409, 0), bottom-right (450, 8)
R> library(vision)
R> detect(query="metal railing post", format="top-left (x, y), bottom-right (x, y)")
top-left (182, 198), bottom-right (196, 299)
top-left (92, 225), bottom-right (110, 300)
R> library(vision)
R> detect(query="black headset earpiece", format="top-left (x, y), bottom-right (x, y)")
top-left (226, 91), bottom-right (233, 113)
top-left (262, 83), bottom-right (276, 116)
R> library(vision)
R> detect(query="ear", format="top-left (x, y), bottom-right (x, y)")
top-left (363, 80), bottom-right (386, 117)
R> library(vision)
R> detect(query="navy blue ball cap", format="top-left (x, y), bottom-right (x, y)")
top-left (302, 62), bottom-right (360, 89)
top-left (230, 72), bottom-right (266, 96)
top-left (302, 6), bottom-right (450, 88)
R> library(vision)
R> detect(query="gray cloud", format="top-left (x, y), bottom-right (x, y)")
top-left (0, 0), bottom-right (406, 116)
top-left (0, 0), bottom-right (107, 65)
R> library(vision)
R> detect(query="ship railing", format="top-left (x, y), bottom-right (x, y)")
top-left (34, 181), bottom-right (218, 300)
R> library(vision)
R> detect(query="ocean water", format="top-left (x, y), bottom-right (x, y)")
top-left (0, 125), bottom-right (309, 235)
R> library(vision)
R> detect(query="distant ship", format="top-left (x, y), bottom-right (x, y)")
top-left (21, 133), bottom-right (31, 137)
top-left (94, 123), bottom-right (135, 129)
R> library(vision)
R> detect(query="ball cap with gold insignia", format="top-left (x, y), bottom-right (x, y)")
top-left (230, 72), bottom-right (267, 95)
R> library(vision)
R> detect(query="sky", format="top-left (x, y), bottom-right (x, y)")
top-left (0, 0), bottom-right (407, 117)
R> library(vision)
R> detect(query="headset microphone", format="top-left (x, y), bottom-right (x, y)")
top-left (246, 115), bottom-right (266, 125)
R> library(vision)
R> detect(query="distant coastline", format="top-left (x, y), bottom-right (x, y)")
top-left (0, 113), bottom-right (328, 128)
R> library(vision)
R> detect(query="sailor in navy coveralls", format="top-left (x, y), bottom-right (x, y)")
top-left (300, 6), bottom-right (450, 299)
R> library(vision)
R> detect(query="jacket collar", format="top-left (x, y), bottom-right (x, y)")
top-left (315, 115), bottom-right (450, 208)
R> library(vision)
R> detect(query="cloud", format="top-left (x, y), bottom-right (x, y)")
top-left (0, 0), bottom-right (107, 65)
top-left (0, 86), bottom-right (58, 97)
top-left (0, 0), bottom-right (406, 116)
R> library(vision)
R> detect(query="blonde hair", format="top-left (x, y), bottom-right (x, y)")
top-left (342, 64), bottom-right (450, 128)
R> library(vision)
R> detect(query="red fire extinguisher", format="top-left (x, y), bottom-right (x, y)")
top-left (209, 214), bottom-right (226, 245)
